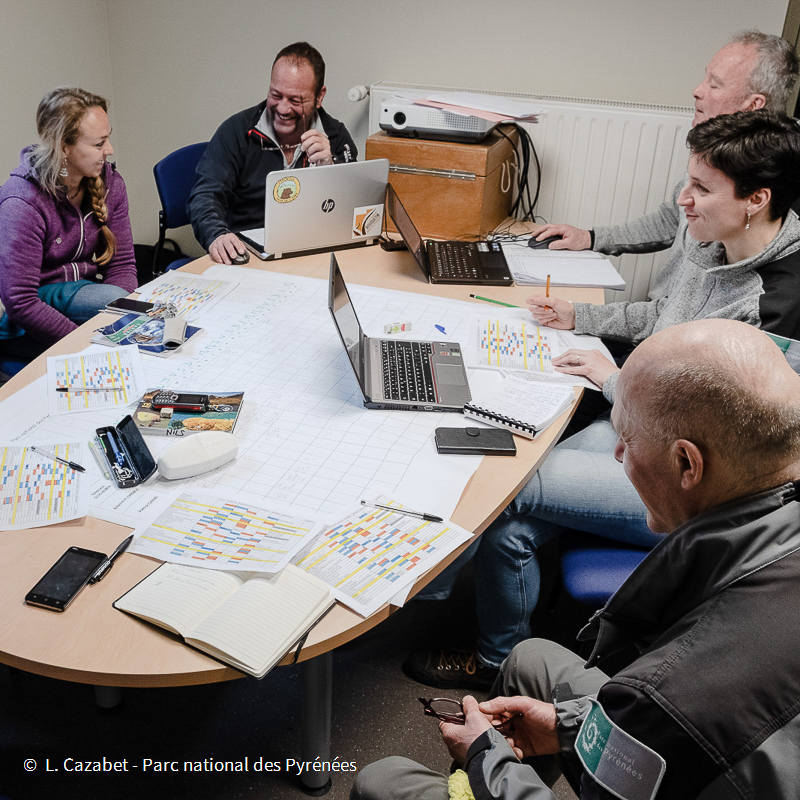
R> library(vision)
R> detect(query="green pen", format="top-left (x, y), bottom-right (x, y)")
top-left (469, 294), bottom-right (521, 308)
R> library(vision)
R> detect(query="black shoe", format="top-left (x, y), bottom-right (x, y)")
top-left (403, 648), bottom-right (498, 691)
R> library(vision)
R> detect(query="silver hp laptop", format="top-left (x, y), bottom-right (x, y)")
top-left (386, 184), bottom-right (513, 285)
top-left (238, 159), bottom-right (389, 259)
top-left (328, 254), bottom-right (471, 412)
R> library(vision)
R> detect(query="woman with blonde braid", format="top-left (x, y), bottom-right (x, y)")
top-left (0, 88), bottom-right (137, 359)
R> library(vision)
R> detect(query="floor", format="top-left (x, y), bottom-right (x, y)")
top-left (0, 556), bottom-right (588, 800)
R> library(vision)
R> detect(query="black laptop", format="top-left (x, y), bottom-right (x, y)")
top-left (386, 184), bottom-right (513, 286)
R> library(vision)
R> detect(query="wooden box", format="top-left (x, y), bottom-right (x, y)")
top-left (365, 130), bottom-right (517, 239)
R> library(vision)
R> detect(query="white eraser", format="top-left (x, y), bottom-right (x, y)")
top-left (157, 432), bottom-right (238, 480)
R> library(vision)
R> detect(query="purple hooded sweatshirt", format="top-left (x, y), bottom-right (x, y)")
top-left (0, 148), bottom-right (138, 346)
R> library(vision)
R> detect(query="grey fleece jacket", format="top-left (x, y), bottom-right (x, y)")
top-left (592, 180), bottom-right (683, 256)
top-left (574, 210), bottom-right (800, 401)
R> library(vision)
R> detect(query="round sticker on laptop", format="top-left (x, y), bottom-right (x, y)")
top-left (273, 176), bottom-right (300, 203)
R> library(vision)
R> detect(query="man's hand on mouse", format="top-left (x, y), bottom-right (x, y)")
top-left (300, 130), bottom-right (333, 166)
top-left (209, 232), bottom-right (248, 265)
top-left (533, 224), bottom-right (592, 251)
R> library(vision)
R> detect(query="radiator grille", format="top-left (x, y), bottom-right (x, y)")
top-left (369, 82), bottom-right (694, 301)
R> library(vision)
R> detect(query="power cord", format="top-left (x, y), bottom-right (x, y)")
top-left (496, 122), bottom-right (541, 221)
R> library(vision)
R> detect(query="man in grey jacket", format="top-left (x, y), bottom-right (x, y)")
top-left (354, 318), bottom-right (800, 800)
top-left (534, 31), bottom-right (799, 254)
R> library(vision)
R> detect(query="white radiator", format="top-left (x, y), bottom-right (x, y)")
top-left (368, 82), bottom-right (694, 302)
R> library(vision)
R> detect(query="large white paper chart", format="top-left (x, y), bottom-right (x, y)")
top-left (291, 497), bottom-right (472, 617)
top-left (0, 272), bottom-right (482, 530)
top-left (129, 490), bottom-right (322, 572)
top-left (47, 345), bottom-right (146, 415)
top-left (136, 273), bottom-right (238, 320)
top-left (0, 442), bottom-right (89, 529)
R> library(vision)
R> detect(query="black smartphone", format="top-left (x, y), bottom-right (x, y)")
top-left (105, 297), bottom-right (155, 315)
top-left (25, 546), bottom-right (107, 612)
top-left (434, 427), bottom-right (517, 456)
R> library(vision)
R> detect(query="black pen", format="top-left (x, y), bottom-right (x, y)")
top-left (30, 446), bottom-right (86, 473)
top-left (361, 500), bottom-right (443, 523)
top-left (89, 535), bottom-right (134, 584)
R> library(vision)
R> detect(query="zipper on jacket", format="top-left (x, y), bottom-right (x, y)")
top-left (67, 197), bottom-right (87, 263)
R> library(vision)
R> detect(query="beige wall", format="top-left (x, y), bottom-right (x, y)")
top-left (0, 0), bottom-right (114, 181)
top-left (1, 0), bottom-right (789, 257)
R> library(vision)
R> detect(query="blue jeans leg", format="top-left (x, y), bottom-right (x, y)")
top-left (474, 417), bottom-right (664, 668)
top-left (64, 283), bottom-right (129, 324)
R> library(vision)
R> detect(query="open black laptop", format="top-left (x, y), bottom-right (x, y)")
top-left (386, 184), bottom-right (513, 286)
top-left (328, 254), bottom-right (471, 412)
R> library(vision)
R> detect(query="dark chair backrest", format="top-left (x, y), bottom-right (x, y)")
top-left (151, 142), bottom-right (208, 274)
top-left (153, 142), bottom-right (208, 231)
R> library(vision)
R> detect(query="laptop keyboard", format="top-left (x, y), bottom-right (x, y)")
top-left (381, 340), bottom-right (437, 403)
top-left (431, 242), bottom-right (480, 280)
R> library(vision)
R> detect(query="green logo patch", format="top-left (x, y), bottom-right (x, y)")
top-left (576, 700), bottom-right (666, 800)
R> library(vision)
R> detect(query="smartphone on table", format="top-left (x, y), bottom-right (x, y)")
top-left (25, 546), bottom-right (107, 612)
top-left (104, 297), bottom-right (155, 315)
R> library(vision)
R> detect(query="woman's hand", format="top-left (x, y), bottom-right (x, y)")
top-left (552, 349), bottom-right (619, 388)
top-left (527, 296), bottom-right (576, 330)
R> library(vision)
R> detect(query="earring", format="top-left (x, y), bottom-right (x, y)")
top-left (59, 157), bottom-right (68, 178)
top-left (745, 211), bottom-right (751, 231)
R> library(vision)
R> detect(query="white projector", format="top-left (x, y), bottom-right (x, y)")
top-left (379, 101), bottom-right (496, 144)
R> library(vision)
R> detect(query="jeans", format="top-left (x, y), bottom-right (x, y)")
top-left (64, 281), bottom-right (129, 323)
top-left (0, 282), bottom-right (129, 361)
top-left (473, 416), bottom-right (664, 668)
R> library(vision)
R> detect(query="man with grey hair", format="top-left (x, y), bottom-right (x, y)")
top-left (534, 30), bottom-right (799, 253)
top-left (356, 319), bottom-right (800, 800)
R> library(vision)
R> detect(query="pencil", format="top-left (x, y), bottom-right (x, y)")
top-left (546, 274), bottom-right (551, 297)
top-left (469, 294), bottom-right (520, 309)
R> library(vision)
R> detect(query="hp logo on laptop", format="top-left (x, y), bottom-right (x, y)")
top-left (321, 198), bottom-right (335, 213)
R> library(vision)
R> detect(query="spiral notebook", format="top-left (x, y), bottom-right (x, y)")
top-left (463, 379), bottom-right (575, 439)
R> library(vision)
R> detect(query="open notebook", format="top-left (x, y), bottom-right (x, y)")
top-left (114, 563), bottom-right (334, 678)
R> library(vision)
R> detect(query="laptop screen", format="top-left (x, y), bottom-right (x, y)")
top-left (386, 185), bottom-right (428, 277)
top-left (328, 254), bottom-right (366, 390)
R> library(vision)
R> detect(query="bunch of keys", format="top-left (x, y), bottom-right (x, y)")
top-left (147, 302), bottom-right (187, 349)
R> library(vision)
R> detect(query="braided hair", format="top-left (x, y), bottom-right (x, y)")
top-left (29, 87), bottom-right (116, 265)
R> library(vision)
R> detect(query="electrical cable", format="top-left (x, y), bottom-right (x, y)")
top-left (495, 123), bottom-right (541, 222)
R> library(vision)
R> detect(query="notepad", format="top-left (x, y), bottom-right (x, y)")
top-left (501, 244), bottom-right (626, 290)
top-left (464, 379), bottom-right (576, 438)
top-left (114, 563), bottom-right (334, 678)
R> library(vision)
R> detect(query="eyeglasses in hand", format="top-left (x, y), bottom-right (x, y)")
top-left (418, 696), bottom-right (465, 725)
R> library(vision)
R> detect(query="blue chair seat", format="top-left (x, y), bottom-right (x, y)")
top-left (560, 532), bottom-right (650, 606)
top-left (164, 256), bottom-right (196, 272)
top-left (0, 357), bottom-right (30, 381)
